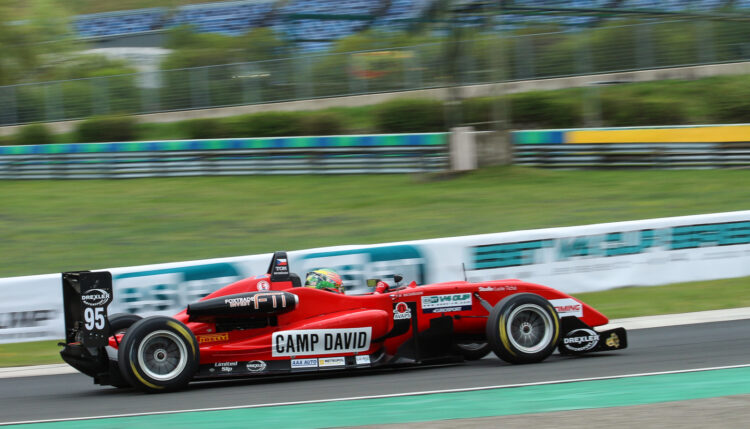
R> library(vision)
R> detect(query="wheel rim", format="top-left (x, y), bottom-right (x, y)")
top-left (137, 330), bottom-right (188, 381)
top-left (506, 304), bottom-right (553, 354)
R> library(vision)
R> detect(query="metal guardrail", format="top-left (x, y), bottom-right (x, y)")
top-left (0, 134), bottom-right (449, 179)
top-left (514, 143), bottom-right (750, 169)
top-left (0, 147), bottom-right (448, 179)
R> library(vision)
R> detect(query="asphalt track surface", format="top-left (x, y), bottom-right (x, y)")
top-left (2, 318), bottom-right (749, 425)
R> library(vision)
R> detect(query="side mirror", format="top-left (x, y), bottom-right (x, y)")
top-left (393, 274), bottom-right (403, 284)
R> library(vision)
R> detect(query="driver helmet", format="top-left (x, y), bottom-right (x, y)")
top-left (304, 269), bottom-right (344, 294)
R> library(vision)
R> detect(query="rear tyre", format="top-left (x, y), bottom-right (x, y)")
top-left (453, 342), bottom-right (492, 360)
top-left (107, 313), bottom-right (142, 388)
top-left (118, 316), bottom-right (199, 393)
top-left (486, 293), bottom-right (560, 364)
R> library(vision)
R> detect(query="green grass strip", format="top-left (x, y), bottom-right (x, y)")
top-left (7, 367), bottom-right (750, 428)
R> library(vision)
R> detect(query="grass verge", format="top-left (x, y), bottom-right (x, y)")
top-left (2, 275), bottom-right (749, 368)
top-left (2, 167), bottom-right (750, 278)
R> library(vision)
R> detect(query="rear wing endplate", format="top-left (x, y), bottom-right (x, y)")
top-left (61, 271), bottom-right (113, 347)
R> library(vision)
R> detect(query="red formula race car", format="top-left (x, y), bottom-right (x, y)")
top-left (59, 251), bottom-right (627, 393)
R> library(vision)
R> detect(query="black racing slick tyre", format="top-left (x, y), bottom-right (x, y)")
top-left (485, 293), bottom-right (560, 364)
top-left (453, 342), bottom-right (492, 360)
top-left (107, 313), bottom-right (142, 388)
top-left (118, 316), bottom-right (199, 393)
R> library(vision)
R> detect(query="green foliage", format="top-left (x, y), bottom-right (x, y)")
top-left (233, 112), bottom-right (305, 137)
top-left (17, 123), bottom-right (53, 145)
top-left (601, 94), bottom-right (689, 126)
top-left (375, 99), bottom-right (446, 133)
top-left (703, 77), bottom-right (750, 124)
top-left (183, 118), bottom-right (230, 139)
top-left (75, 116), bottom-right (137, 142)
top-left (162, 27), bottom-right (285, 69)
top-left (508, 91), bottom-right (582, 128)
top-left (299, 112), bottom-right (344, 136)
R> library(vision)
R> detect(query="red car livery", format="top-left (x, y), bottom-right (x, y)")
top-left (60, 251), bottom-right (627, 393)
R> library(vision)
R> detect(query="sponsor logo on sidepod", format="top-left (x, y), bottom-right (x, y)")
top-left (81, 289), bottom-right (110, 307)
top-left (563, 328), bottom-right (599, 352)
top-left (272, 328), bottom-right (371, 357)
top-left (246, 360), bottom-right (267, 372)
top-left (198, 333), bottom-right (229, 344)
top-left (393, 302), bottom-right (411, 320)
top-left (550, 298), bottom-right (583, 318)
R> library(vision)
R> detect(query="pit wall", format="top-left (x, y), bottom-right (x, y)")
top-left (2, 210), bottom-right (749, 343)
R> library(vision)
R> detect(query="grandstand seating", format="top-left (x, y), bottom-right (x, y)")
top-left (70, 0), bottom-right (750, 41)
top-left (172, 1), bottom-right (274, 36)
top-left (74, 8), bottom-right (166, 38)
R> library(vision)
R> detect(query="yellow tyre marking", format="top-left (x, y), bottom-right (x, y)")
top-left (548, 304), bottom-right (560, 346)
top-left (130, 361), bottom-right (163, 390)
top-left (167, 320), bottom-right (196, 357)
top-left (498, 314), bottom-right (516, 357)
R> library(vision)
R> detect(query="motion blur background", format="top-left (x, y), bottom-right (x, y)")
top-left (2, 6), bottom-right (750, 424)
top-left (3, 0), bottom-right (750, 137)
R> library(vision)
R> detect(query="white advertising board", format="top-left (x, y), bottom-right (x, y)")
top-left (2, 211), bottom-right (749, 343)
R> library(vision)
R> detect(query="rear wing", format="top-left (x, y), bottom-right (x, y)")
top-left (61, 271), bottom-right (113, 347)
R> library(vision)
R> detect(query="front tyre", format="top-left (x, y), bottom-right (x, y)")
top-left (118, 316), bottom-right (199, 393)
top-left (486, 293), bottom-right (560, 364)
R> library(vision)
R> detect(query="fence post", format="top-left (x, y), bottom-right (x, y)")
top-left (450, 126), bottom-right (477, 172)
top-left (696, 20), bottom-right (716, 64)
top-left (578, 30), bottom-right (601, 128)
top-left (190, 67), bottom-right (210, 108)
top-left (294, 54), bottom-right (313, 99)
top-left (93, 77), bottom-right (109, 116)
top-left (44, 82), bottom-right (63, 122)
top-left (0, 86), bottom-right (18, 126)
top-left (636, 22), bottom-right (655, 69)
top-left (515, 35), bottom-right (535, 79)
top-left (140, 71), bottom-right (161, 113)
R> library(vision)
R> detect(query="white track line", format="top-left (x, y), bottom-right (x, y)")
top-left (3, 363), bottom-right (750, 426)
top-left (2, 306), bottom-right (750, 380)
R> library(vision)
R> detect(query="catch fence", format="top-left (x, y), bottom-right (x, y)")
top-left (2, 20), bottom-right (749, 126)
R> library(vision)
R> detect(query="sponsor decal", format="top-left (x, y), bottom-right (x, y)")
top-left (224, 292), bottom-right (290, 309)
top-left (256, 280), bottom-right (270, 291)
top-left (393, 302), bottom-right (412, 320)
top-left (550, 298), bottom-right (583, 318)
top-left (246, 360), bottom-right (267, 372)
top-left (0, 310), bottom-right (55, 329)
top-left (355, 355), bottom-right (371, 365)
top-left (421, 293), bottom-right (472, 313)
top-left (563, 328), bottom-right (599, 352)
top-left (394, 290), bottom-right (423, 297)
top-left (214, 361), bottom-right (238, 371)
top-left (318, 357), bottom-right (346, 367)
top-left (198, 333), bottom-right (229, 344)
top-left (471, 221), bottom-right (750, 270)
top-left (81, 289), bottom-right (110, 307)
top-left (606, 332), bottom-right (621, 348)
top-left (274, 258), bottom-right (289, 276)
top-left (272, 327), bottom-right (372, 357)
top-left (291, 358), bottom-right (319, 369)
top-left (477, 286), bottom-right (516, 292)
